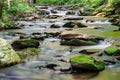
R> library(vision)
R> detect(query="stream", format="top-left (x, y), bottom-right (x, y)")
top-left (0, 5), bottom-right (120, 80)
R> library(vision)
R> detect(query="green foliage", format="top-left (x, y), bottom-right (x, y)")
top-left (3, 0), bottom-right (36, 16)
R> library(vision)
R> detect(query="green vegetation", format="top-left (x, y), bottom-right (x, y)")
top-left (0, 0), bottom-right (36, 30)
top-left (70, 54), bottom-right (105, 71)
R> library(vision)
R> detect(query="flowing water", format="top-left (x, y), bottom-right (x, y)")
top-left (0, 5), bottom-right (120, 80)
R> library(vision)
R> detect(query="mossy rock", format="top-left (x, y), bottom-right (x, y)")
top-left (17, 48), bottom-right (40, 59)
top-left (104, 46), bottom-right (120, 55)
top-left (63, 22), bottom-right (87, 28)
top-left (12, 39), bottom-right (40, 50)
top-left (0, 38), bottom-right (21, 68)
top-left (70, 54), bottom-right (105, 71)
top-left (60, 39), bottom-right (97, 46)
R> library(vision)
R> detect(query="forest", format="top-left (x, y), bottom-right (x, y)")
top-left (0, 0), bottom-right (120, 80)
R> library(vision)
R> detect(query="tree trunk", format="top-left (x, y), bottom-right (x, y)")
top-left (0, 0), bottom-right (4, 20)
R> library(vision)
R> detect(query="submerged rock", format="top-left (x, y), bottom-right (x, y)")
top-left (70, 54), bottom-right (105, 71)
top-left (60, 39), bottom-right (98, 46)
top-left (0, 38), bottom-right (21, 67)
top-left (17, 48), bottom-right (40, 59)
top-left (12, 39), bottom-right (40, 50)
top-left (63, 22), bottom-right (87, 28)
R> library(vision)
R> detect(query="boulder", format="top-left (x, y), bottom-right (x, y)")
top-left (12, 39), bottom-right (40, 50)
top-left (63, 22), bottom-right (87, 28)
top-left (104, 46), bottom-right (120, 55)
top-left (70, 54), bottom-right (105, 71)
top-left (50, 24), bottom-right (61, 28)
top-left (60, 34), bottom-right (88, 40)
top-left (0, 38), bottom-right (21, 67)
top-left (60, 39), bottom-right (98, 46)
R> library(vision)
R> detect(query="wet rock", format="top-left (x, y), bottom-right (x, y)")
top-left (104, 46), bottom-right (120, 55)
top-left (45, 15), bottom-right (61, 19)
top-left (79, 49), bottom-right (103, 56)
top-left (70, 54), bottom-right (105, 71)
top-left (12, 39), bottom-right (40, 50)
top-left (39, 10), bottom-right (50, 15)
top-left (116, 56), bottom-right (120, 60)
top-left (51, 10), bottom-right (57, 14)
top-left (66, 11), bottom-right (75, 15)
top-left (86, 19), bottom-right (95, 23)
top-left (46, 64), bottom-right (58, 70)
top-left (44, 32), bottom-right (61, 37)
top-left (60, 34), bottom-right (88, 40)
top-left (20, 35), bottom-right (29, 39)
top-left (104, 60), bottom-right (116, 66)
top-left (17, 48), bottom-right (40, 59)
top-left (60, 39), bottom-right (98, 46)
top-left (50, 24), bottom-right (61, 28)
top-left (39, 6), bottom-right (48, 9)
top-left (110, 15), bottom-right (120, 26)
top-left (64, 17), bottom-right (83, 20)
top-left (0, 38), bottom-right (21, 68)
top-left (63, 22), bottom-right (87, 28)
top-left (31, 33), bottom-right (46, 41)
top-left (60, 33), bottom-right (104, 41)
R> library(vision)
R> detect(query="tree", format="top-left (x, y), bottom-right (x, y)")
top-left (0, 0), bottom-right (4, 19)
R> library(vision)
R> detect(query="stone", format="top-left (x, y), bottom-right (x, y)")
top-left (79, 49), bottom-right (103, 56)
top-left (51, 10), bottom-right (57, 14)
top-left (60, 34), bottom-right (88, 40)
top-left (104, 46), bottom-right (120, 55)
top-left (86, 19), bottom-right (95, 23)
top-left (0, 38), bottom-right (21, 67)
top-left (50, 24), bottom-right (61, 28)
top-left (66, 11), bottom-right (75, 15)
top-left (60, 39), bottom-right (98, 46)
top-left (70, 54), bottom-right (105, 71)
top-left (64, 17), bottom-right (83, 20)
top-left (17, 48), bottom-right (40, 59)
top-left (12, 39), bottom-right (40, 50)
top-left (63, 22), bottom-right (87, 28)
top-left (45, 15), bottom-right (61, 19)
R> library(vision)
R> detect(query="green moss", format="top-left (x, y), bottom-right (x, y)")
top-left (70, 54), bottom-right (105, 71)
top-left (17, 48), bottom-right (40, 59)
top-left (12, 39), bottom-right (40, 50)
top-left (105, 46), bottom-right (119, 55)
